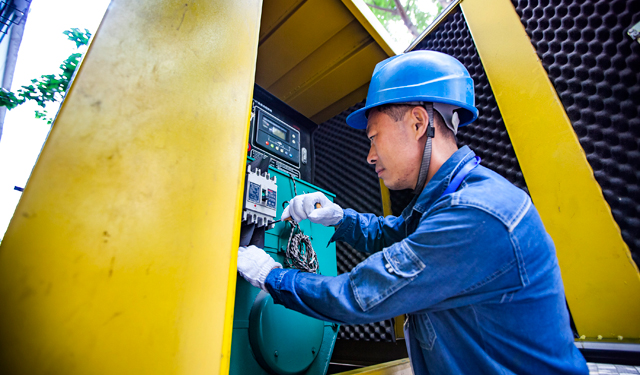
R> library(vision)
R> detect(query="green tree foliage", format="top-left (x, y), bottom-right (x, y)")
top-left (0, 28), bottom-right (91, 124)
top-left (366, 0), bottom-right (450, 38)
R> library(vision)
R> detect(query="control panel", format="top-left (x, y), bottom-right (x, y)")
top-left (249, 85), bottom-right (317, 182)
top-left (254, 109), bottom-right (301, 166)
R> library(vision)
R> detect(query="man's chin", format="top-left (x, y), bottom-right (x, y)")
top-left (382, 179), bottom-right (413, 191)
top-left (381, 179), bottom-right (400, 191)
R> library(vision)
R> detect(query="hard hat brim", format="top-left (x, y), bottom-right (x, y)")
top-left (346, 98), bottom-right (478, 130)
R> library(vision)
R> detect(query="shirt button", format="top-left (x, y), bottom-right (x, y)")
top-left (385, 262), bottom-right (395, 274)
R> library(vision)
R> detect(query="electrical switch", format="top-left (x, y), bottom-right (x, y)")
top-left (243, 165), bottom-right (277, 228)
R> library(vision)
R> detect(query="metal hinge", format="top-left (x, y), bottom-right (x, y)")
top-left (627, 21), bottom-right (640, 44)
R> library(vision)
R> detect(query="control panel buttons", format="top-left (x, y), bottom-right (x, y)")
top-left (253, 107), bottom-right (301, 168)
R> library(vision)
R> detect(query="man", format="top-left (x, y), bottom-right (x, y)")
top-left (237, 51), bottom-right (588, 374)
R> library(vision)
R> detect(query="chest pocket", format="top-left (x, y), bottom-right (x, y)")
top-left (410, 313), bottom-right (437, 351)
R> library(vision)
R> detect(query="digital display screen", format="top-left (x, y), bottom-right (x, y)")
top-left (267, 121), bottom-right (287, 141)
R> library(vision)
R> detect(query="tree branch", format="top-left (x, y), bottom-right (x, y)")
top-left (366, 3), bottom-right (399, 15)
top-left (393, 0), bottom-right (419, 37)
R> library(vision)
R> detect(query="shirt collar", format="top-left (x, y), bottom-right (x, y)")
top-left (401, 146), bottom-right (476, 220)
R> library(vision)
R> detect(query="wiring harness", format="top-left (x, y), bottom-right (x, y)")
top-left (283, 173), bottom-right (320, 274)
top-left (284, 220), bottom-right (319, 274)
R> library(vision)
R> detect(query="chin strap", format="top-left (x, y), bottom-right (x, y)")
top-left (413, 103), bottom-right (435, 195)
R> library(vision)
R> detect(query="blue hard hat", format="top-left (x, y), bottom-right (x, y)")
top-left (346, 50), bottom-right (478, 129)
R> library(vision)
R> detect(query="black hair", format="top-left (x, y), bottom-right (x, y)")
top-left (371, 104), bottom-right (456, 142)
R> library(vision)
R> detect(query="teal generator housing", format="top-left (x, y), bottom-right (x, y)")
top-left (230, 85), bottom-right (339, 375)
top-left (230, 166), bottom-right (339, 375)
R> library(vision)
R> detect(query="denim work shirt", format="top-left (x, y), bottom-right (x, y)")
top-left (266, 146), bottom-right (588, 374)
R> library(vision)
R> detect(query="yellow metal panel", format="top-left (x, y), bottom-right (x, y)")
top-left (0, 0), bottom-right (262, 374)
top-left (266, 19), bottom-right (372, 98)
top-left (258, 0), bottom-right (304, 42)
top-left (256, 0), bottom-right (396, 122)
top-left (310, 82), bottom-right (369, 124)
top-left (256, 0), bottom-right (353, 88)
top-left (461, 0), bottom-right (640, 339)
top-left (335, 359), bottom-right (412, 375)
top-left (380, 179), bottom-right (392, 217)
top-left (378, 180), bottom-right (406, 340)
top-left (287, 42), bottom-right (386, 118)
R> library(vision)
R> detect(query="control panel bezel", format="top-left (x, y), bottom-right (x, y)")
top-left (249, 85), bottom-right (317, 183)
top-left (253, 107), bottom-right (301, 169)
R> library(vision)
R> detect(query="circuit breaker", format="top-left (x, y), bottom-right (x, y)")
top-left (243, 164), bottom-right (277, 228)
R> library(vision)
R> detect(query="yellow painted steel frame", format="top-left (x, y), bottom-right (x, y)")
top-left (379, 179), bottom-right (392, 218)
top-left (461, 0), bottom-right (640, 339)
top-left (335, 358), bottom-right (412, 375)
top-left (379, 179), bottom-right (405, 340)
top-left (0, 0), bottom-right (263, 374)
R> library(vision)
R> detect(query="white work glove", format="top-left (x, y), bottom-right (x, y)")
top-left (281, 191), bottom-right (343, 227)
top-left (237, 245), bottom-right (282, 292)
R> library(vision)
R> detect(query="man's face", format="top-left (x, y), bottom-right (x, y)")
top-left (366, 109), bottom-right (424, 190)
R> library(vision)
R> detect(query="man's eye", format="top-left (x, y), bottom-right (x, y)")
top-left (369, 135), bottom-right (375, 142)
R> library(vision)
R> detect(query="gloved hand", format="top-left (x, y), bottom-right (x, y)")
top-left (237, 245), bottom-right (282, 292)
top-left (281, 191), bottom-right (343, 227)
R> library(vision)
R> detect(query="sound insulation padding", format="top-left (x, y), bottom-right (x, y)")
top-left (511, 0), bottom-right (640, 267)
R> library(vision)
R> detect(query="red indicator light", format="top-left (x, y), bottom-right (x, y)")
top-left (266, 141), bottom-right (269, 146)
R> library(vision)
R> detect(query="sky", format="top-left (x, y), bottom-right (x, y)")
top-left (0, 0), bottom-right (110, 239)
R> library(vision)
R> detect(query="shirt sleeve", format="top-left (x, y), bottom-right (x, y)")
top-left (265, 206), bottom-right (523, 325)
top-left (330, 208), bottom-right (407, 254)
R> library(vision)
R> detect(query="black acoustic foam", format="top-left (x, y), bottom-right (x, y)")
top-left (511, 0), bottom-right (640, 267)
top-left (315, 102), bottom-right (395, 342)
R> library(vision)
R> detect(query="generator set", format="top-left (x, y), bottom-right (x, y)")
top-left (229, 85), bottom-right (339, 375)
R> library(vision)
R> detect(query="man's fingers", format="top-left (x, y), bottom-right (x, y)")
top-left (308, 207), bottom-right (334, 222)
top-left (280, 193), bottom-right (331, 224)
top-left (289, 197), bottom-right (307, 222)
top-left (280, 206), bottom-right (291, 221)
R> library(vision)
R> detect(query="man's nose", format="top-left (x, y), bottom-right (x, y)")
top-left (367, 145), bottom-right (377, 165)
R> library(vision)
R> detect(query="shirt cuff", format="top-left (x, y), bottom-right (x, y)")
top-left (265, 267), bottom-right (299, 305)
top-left (328, 208), bottom-right (357, 245)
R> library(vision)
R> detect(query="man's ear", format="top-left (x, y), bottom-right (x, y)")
top-left (411, 106), bottom-right (429, 140)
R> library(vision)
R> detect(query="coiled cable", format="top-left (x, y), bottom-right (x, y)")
top-left (284, 220), bottom-right (319, 274)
